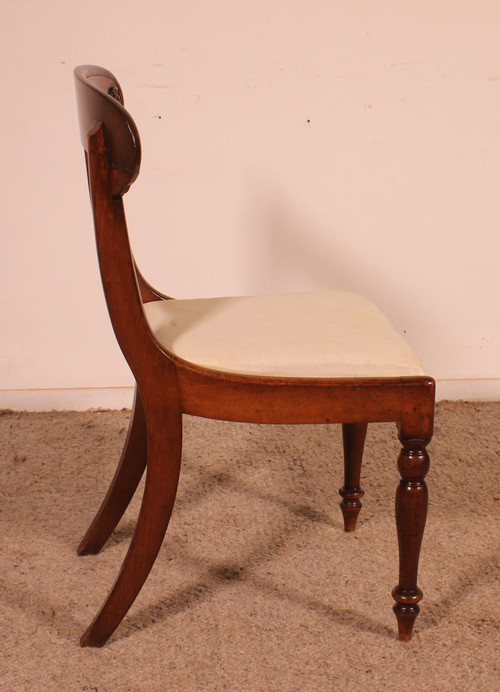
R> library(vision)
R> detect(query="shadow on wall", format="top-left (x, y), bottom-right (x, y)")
top-left (240, 179), bottom-right (417, 322)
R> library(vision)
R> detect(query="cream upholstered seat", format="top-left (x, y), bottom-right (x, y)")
top-left (144, 290), bottom-right (425, 378)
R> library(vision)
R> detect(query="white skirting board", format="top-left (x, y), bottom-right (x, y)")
top-left (0, 387), bottom-right (136, 411)
top-left (435, 379), bottom-right (500, 402)
top-left (0, 380), bottom-right (499, 411)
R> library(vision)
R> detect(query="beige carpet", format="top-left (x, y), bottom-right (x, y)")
top-left (0, 401), bottom-right (499, 691)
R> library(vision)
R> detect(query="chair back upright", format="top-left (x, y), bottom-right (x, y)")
top-left (74, 65), bottom-right (161, 374)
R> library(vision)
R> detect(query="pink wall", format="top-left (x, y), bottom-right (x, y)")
top-left (1, 1), bottom-right (499, 407)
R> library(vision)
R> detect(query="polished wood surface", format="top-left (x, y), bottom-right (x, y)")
top-left (74, 64), bottom-right (435, 647)
top-left (339, 422), bottom-right (367, 532)
top-left (77, 386), bottom-right (147, 556)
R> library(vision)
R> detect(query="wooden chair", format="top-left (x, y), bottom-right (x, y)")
top-left (74, 65), bottom-right (435, 647)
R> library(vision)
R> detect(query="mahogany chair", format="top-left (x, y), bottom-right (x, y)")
top-left (74, 65), bottom-right (435, 647)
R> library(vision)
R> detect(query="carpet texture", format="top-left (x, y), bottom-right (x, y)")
top-left (0, 401), bottom-right (499, 691)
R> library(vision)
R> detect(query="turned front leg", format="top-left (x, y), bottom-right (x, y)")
top-left (339, 422), bottom-right (368, 531)
top-left (392, 435), bottom-right (430, 641)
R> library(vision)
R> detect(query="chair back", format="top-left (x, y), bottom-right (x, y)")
top-left (74, 65), bottom-right (163, 374)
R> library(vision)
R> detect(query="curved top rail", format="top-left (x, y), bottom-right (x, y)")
top-left (74, 65), bottom-right (141, 195)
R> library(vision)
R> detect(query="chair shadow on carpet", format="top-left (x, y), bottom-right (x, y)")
top-left (95, 483), bottom-right (395, 644)
top-left (73, 420), bottom-right (412, 645)
top-left (112, 557), bottom-right (395, 645)
top-left (422, 552), bottom-right (500, 630)
top-left (0, 574), bottom-right (84, 643)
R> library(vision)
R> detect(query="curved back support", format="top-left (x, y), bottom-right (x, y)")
top-left (74, 65), bottom-right (141, 196)
top-left (74, 65), bottom-right (167, 376)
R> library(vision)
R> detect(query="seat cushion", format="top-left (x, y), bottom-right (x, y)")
top-left (143, 291), bottom-right (425, 378)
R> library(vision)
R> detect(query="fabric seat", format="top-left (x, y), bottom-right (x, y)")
top-left (144, 290), bottom-right (425, 378)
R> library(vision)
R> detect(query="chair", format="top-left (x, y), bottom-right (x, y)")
top-left (74, 65), bottom-right (435, 647)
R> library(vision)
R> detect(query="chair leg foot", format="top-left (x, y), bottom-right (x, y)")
top-left (78, 386), bottom-right (148, 556)
top-left (392, 593), bottom-right (421, 642)
top-left (80, 405), bottom-right (182, 647)
top-left (339, 422), bottom-right (367, 531)
top-left (339, 503), bottom-right (362, 532)
top-left (392, 433), bottom-right (430, 641)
